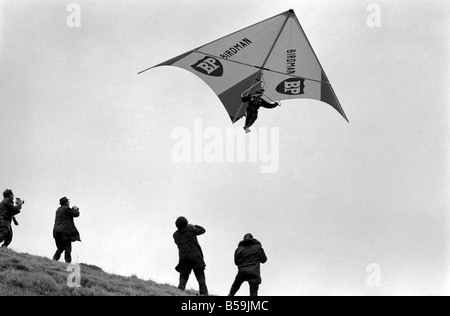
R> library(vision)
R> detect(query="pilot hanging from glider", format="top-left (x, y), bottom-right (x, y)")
top-left (241, 88), bottom-right (280, 133)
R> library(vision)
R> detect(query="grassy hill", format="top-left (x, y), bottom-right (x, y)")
top-left (0, 248), bottom-right (191, 296)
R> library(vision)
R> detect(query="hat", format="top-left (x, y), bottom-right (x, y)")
top-left (244, 233), bottom-right (254, 241)
top-left (59, 197), bottom-right (70, 205)
top-left (175, 216), bottom-right (188, 229)
top-left (3, 189), bottom-right (13, 198)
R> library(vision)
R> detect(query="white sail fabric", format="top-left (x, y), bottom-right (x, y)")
top-left (142, 9), bottom-right (348, 123)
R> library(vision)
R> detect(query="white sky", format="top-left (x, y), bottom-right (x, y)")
top-left (0, 0), bottom-right (449, 296)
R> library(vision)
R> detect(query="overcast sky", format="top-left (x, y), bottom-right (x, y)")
top-left (0, 0), bottom-right (449, 296)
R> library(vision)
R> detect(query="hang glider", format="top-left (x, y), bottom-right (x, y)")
top-left (139, 9), bottom-right (348, 123)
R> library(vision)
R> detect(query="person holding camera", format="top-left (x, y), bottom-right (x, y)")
top-left (228, 233), bottom-right (268, 297)
top-left (0, 189), bottom-right (24, 248)
top-left (173, 216), bottom-right (209, 296)
top-left (52, 197), bottom-right (81, 263)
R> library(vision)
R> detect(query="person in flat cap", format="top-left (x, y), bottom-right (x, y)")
top-left (0, 189), bottom-right (24, 248)
top-left (52, 197), bottom-right (81, 263)
top-left (228, 233), bottom-right (268, 296)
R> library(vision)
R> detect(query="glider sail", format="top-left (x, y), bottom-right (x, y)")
top-left (140, 9), bottom-right (348, 123)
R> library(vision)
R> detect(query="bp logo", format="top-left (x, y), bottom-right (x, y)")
top-left (191, 57), bottom-right (223, 77)
top-left (276, 78), bottom-right (306, 95)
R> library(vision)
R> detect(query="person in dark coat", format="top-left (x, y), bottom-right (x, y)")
top-left (52, 197), bottom-right (81, 263)
top-left (242, 89), bottom-right (280, 133)
top-left (173, 216), bottom-right (208, 296)
top-left (0, 189), bottom-right (24, 248)
top-left (229, 233), bottom-right (268, 296)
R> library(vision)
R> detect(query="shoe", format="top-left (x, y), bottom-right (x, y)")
top-left (244, 127), bottom-right (251, 134)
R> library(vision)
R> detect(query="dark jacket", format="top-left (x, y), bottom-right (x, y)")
top-left (0, 198), bottom-right (21, 231)
top-left (242, 95), bottom-right (278, 113)
top-left (173, 225), bottom-right (206, 272)
top-left (53, 206), bottom-right (81, 242)
top-left (235, 238), bottom-right (267, 280)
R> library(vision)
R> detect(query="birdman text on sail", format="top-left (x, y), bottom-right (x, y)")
top-left (286, 49), bottom-right (297, 74)
top-left (219, 38), bottom-right (253, 60)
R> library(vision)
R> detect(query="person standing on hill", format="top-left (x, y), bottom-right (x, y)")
top-left (173, 216), bottom-right (209, 296)
top-left (52, 197), bottom-right (81, 263)
top-left (229, 233), bottom-right (268, 296)
top-left (0, 189), bottom-right (24, 248)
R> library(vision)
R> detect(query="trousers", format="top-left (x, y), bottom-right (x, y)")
top-left (229, 272), bottom-right (261, 296)
top-left (53, 235), bottom-right (73, 263)
top-left (0, 227), bottom-right (13, 248)
top-left (178, 266), bottom-right (209, 296)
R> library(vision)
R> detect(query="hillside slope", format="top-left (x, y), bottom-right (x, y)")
top-left (0, 248), bottom-right (189, 296)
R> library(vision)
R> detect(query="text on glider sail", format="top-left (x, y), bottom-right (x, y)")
top-left (219, 38), bottom-right (253, 60)
top-left (286, 49), bottom-right (297, 74)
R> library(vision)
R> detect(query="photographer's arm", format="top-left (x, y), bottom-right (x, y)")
top-left (258, 247), bottom-right (268, 264)
top-left (12, 207), bottom-right (21, 216)
top-left (7, 199), bottom-right (22, 216)
top-left (192, 225), bottom-right (206, 236)
top-left (68, 207), bottom-right (80, 218)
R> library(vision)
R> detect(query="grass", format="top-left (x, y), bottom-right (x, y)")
top-left (0, 248), bottom-right (193, 296)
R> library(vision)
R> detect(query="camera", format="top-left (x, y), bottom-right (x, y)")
top-left (15, 198), bottom-right (24, 205)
